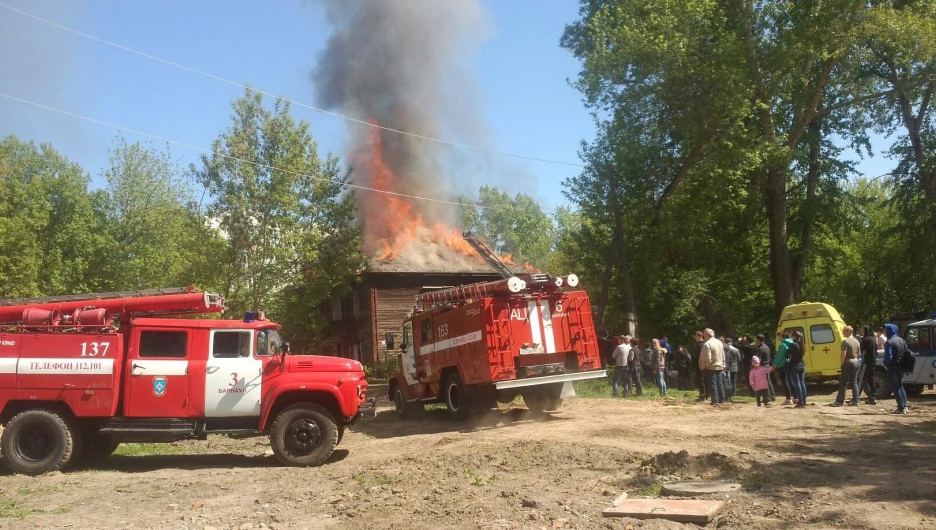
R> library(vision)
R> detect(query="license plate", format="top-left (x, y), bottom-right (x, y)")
top-left (519, 346), bottom-right (544, 355)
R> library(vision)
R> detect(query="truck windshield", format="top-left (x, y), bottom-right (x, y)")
top-left (256, 329), bottom-right (284, 356)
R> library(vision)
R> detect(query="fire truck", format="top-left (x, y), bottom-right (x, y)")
top-left (387, 233), bottom-right (605, 418)
top-left (0, 287), bottom-right (374, 475)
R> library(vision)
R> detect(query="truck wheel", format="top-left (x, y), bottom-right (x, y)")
top-left (522, 388), bottom-right (550, 415)
top-left (905, 385), bottom-right (924, 397)
top-left (0, 409), bottom-right (77, 475)
top-left (873, 368), bottom-right (892, 399)
top-left (81, 432), bottom-right (121, 461)
top-left (270, 403), bottom-right (338, 467)
top-left (337, 425), bottom-right (345, 445)
top-left (394, 386), bottom-right (423, 419)
top-left (544, 383), bottom-right (564, 411)
top-left (444, 373), bottom-right (469, 420)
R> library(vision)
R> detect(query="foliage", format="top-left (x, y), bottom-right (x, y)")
top-left (193, 89), bottom-right (365, 347)
top-left (364, 354), bottom-right (399, 382)
top-left (456, 185), bottom-right (555, 268)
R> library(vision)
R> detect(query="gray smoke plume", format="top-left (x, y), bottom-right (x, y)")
top-left (312, 0), bottom-right (489, 264)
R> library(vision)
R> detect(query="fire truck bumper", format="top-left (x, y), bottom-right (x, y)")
top-left (494, 370), bottom-right (607, 390)
top-left (355, 398), bottom-right (377, 420)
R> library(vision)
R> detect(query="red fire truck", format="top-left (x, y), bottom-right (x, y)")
top-left (0, 287), bottom-right (374, 475)
top-left (388, 273), bottom-right (606, 418)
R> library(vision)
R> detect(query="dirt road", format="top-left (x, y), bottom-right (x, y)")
top-left (1, 387), bottom-right (934, 530)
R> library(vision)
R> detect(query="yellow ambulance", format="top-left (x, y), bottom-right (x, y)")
top-left (776, 302), bottom-right (846, 377)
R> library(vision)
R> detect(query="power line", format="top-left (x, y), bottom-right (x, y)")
top-left (0, 2), bottom-right (586, 168)
top-left (0, 91), bottom-right (498, 210)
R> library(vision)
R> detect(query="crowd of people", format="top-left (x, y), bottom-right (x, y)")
top-left (601, 324), bottom-right (915, 415)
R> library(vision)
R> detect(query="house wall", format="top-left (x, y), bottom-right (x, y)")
top-left (323, 271), bottom-right (505, 366)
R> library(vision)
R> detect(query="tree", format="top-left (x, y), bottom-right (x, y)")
top-left (0, 136), bottom-right (107, 298)
top-left (456, 185), bottom-right (555, 267)
top-left (96, 137), bottom-right (220, 291)
top-left (194, 89), bottom-right (364, 346)
top-left (561, 0), bottom-right (911, 319)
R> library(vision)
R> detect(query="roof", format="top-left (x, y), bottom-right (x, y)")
top-left (908, 319), bottom-right (936, 328)
top-left (367, 258), bottom-right (528, 275)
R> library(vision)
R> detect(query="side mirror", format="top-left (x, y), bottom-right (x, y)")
top-left (385, 332), bottom-right (394, 351)
top-left (282, 342), bottom-right (291, 356)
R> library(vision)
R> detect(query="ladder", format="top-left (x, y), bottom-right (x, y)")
top-left (461, 231), bottom-right (513, 279)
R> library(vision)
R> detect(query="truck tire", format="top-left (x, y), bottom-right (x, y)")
top-left (394, 386), bottom-right (424, 419)
top-left (522, 388), bottom-right (549, 415)
top-left (444, 373), bottom-right (469, 420)
top-left (873, 368), bottom-right (892, 399)
top-left (80, 432), bottom-right (121, 461)
top-left (905, 385), bottom-right (924, 397)
top-left (270, 403), bottom-right (338, 467)
top-left (0, 409), bottom-right (77, 475)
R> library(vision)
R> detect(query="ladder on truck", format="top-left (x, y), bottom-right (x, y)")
top-left (460, 231), bottom-right (553, 287)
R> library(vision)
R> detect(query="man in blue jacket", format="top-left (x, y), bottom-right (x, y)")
top-left (883, 323), bottom-right (909, 414)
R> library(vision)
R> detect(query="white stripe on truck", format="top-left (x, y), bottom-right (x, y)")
top-left (539, 300), bottom-right (556, 354)
top-left (18, 358), bottom-right (115, 375)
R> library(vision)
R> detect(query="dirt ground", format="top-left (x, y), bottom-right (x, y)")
top-left (1, 384), bottom-right (935, 530)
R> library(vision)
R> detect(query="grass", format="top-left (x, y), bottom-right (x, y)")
top-left (0, 501), bottom-right (68, 519)
top-left (353, 472), bottom-right (392, 487)
top-left (635, 481), bottom-right (663, 497)
top-left (112, 443), bottom-right (190, 457)
top-left (15, 486), bottom-right (62, 496)
top-left (464, 468), bottom-right (499, 486)
top-left (574, 378), bottom-right (757, 403)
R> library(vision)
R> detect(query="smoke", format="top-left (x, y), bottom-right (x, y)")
top-left (311, 0), bottom-right (491, 263)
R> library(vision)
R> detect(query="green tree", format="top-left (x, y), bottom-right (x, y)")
top-left (456, 185), bottom-right (555, 267)
top-left (96, 137), bottom-right (221, 291)
top-left (194, 90), bottom-right (363, 347)
top-left (0, 136), bottom-right (107, 298)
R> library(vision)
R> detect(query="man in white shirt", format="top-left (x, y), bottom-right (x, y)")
top-left (611, 335), bottom-right (631, 398)
top-left (699, 328), bottom-right (726, 405)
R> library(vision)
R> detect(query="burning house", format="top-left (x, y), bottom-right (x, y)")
top-left (312, 0), bottom-right (528, 363)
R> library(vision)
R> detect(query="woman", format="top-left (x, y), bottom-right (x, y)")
top-left (787, 331), bottom-right (808, 408)
top-left (651, 338), bottom-right (667, 396)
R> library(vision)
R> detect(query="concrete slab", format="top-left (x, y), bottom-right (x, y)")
top-left (661, 480), bottom-right (742, 496)
top-left (602, 499), bottom-right (726, 524)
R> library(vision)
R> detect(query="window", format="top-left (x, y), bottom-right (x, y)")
top-left (139, 331), bottom-right (187, 358)
top-left (331, 298), bottom-right (343, 322)
top-left (421, 319), bottom-right (433, 343)
top-left (256, 329), bottom-right (283, 357)
top-left (352, 292), bottom-right (361, 317)
top-left (810, 324), bottom-right (835, 344)
top-left (906, 327), bottom-right (931, 351)
top-left (212, 331), bottom-right (251, 358)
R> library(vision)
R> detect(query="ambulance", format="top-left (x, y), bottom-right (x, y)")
top-left (776, 302), bottom-right (846, 377)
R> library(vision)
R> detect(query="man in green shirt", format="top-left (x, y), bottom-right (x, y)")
top-left (830, 326), bottom-right (861, 406)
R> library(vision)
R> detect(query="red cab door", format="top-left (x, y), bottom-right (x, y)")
top-left (125, 327), bottom-right (194, 417)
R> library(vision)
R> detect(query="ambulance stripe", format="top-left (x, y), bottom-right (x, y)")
top-left (528, 301), bottom-right (542, 347)
top-left (539, 300), bottom-right (556, 354)
top-left (0, 357), bottom-right (17, 374)
top-left (18, 358), bottom-right (114, 375)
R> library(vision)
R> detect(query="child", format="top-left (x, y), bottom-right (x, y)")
top-left (749, 356), bottom-right (774, 407)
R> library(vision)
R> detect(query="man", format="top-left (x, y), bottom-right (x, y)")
top-left (876, 327), bottom-right (886, 351)
top-left (676, 345), bottom-right (692, 390)
top-left (755, 334), bottom-right (776, 402)
top-left (699, 328), bottom-right (726, 405)
top-left (610, 335), bottom-right (631, 398)
top-left (692, 331), bottom-right (708, 401)
top-left (724, 338), bottom-right (741, 401)
top-left (883, 323), bottom-right (909, 414)
top-left (830, 326), bottom-right (861, 406)
top-left (858, 325), bottom-right (879, 404)
top-left (773, 331), bottom-right (794, 405)
top-left (626, 339), bottom-right (643, 396)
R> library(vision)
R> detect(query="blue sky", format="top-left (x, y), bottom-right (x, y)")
top-left (0, 1), bottom-right (896, 213)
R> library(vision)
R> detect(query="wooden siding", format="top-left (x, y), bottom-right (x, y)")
top-left (373, 287), bottom-right (420, 361)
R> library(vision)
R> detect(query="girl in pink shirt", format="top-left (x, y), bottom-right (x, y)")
top-left (749, 356), bottom-right (774, 407)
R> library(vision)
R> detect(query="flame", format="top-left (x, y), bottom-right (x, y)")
top-left (356, 118), bottom-right (519, 268)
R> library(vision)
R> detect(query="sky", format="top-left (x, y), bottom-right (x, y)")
top-left (0, 0), bottom-right (897, 214)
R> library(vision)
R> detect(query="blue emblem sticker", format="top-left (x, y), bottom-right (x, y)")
top-left (152, 376), bottom-right (167, 396)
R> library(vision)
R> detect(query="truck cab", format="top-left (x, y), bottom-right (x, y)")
top-left (776, 302), bottom-right (845, 377)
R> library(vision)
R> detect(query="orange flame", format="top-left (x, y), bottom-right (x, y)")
top-left (357, 118), bottom-right (519, 268)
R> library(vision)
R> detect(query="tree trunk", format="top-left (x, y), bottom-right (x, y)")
top-left (765, 164), bottom-right (795, 316)
top-left (791, 116), bottom-right (822, 297)
top-left (608, 173), bottom-right (638, 337)
top-left (595, 235), bottom-right (617, 325)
